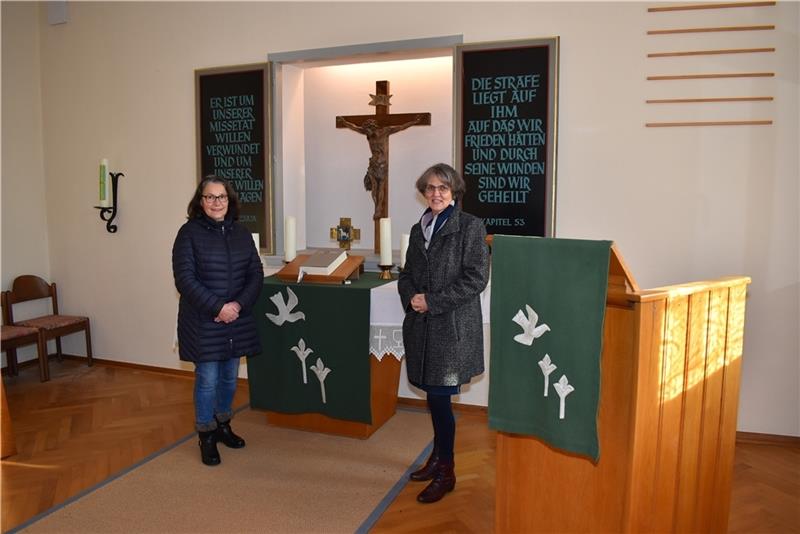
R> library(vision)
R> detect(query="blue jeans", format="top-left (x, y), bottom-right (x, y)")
top-left (194, 358), bottom-right (240, 432)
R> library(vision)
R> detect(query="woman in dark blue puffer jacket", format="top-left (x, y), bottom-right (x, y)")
top-left (172, 176), bottom-right (263, 466)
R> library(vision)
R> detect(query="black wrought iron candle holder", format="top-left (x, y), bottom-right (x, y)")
top-left (94, 172), bottom-right (124, 233)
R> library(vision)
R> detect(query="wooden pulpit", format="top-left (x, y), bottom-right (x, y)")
top-left (495, 244), bottom-right (751, 533)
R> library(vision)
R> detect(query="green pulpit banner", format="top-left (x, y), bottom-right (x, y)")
top-left (488, 235), bottom-right (611, 461)
top-left (248, 273), bottom-right (389, 424)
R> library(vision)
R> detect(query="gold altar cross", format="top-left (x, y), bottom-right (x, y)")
top-left (330, 217), bottom-right (361, 250)
top-left (336, 80), bottom-right (431, 253)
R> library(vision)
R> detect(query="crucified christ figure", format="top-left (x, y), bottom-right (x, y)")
top-left (336, 114), bottom-right (425, 220)
top-left (335, 80), bottom-right (432, 252)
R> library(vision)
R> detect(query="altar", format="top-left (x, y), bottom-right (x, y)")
top-left (247, 273), bottom-right (404, 438)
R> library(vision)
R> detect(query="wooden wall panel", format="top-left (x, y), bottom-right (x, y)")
top-left (651, 295), bottom-right (689, 531)
top-left (674, 291), bottom-right (711, 532)
top-left (624, 299), bottom-right (667, 532)
top-left (493, 434), bottom-right (513, 532)
top-left (693, 287), bottom-right (730, 532)
top-left (711, 283), bottom-right (748, 531)
top-left (645, 2), bottom-right (777, 127)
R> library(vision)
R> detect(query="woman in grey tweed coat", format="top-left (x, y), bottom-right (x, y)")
top-left (398, 163), bottom-right (489, 504)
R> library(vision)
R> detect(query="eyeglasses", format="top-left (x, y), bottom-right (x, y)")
top-left (424, 184), bottom-right (451, 194)
top-left (202, 194), bottom-right (229, 203)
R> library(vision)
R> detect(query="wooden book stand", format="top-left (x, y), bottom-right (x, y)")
top-left (276, 254), bottom-right (365, 285)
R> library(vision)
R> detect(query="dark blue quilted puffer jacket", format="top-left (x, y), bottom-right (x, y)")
top-left (172, 214), bottom-right (263, 362)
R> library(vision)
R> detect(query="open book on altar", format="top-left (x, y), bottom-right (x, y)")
top-left (276, 250), bottom-right (365, 285)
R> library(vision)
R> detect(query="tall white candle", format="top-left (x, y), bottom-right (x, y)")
top-left (99, 158), bottom-right (109, 207)
top-left (284, 216), bottom-right (296, 262)
top-left (379, 217), bottom-right (392, 266)
top-left (399, 233), bottom-right (410, 269)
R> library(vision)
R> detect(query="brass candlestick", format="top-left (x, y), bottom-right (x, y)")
top-left (378, 264), bottom-right (394, 280)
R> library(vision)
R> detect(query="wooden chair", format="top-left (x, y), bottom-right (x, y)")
top-left (1, 322), bottom-right (49, 381)
top-left (2, 275), bottom-right (93, 378)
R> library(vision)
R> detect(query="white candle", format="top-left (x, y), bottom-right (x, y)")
top-left (379, 217), bottom-right (392, 266)
top-left (99, 158), bottom-right (109, 207)
top-left (284, 216), bottom-right (296, 262)
top-left (400, 233), bottom-right (410, 269)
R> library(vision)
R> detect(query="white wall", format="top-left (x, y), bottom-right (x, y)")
top-left (280, 65), bottom-right (307, 252)
top-left (1, 2), bottom-right (52, 365)
top-left (1, 1), bottom-right (797, 436)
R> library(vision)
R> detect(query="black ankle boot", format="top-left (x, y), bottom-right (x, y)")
top-left (410, 447), bottom-right (440, 482)
top-left (215, 418), bottom-right (246, 449)
top-left (417, 459), bottom-right (456, 503)
top-left (198, 430), bottom-right (220, 466)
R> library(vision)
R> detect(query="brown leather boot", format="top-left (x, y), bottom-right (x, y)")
top-left (416, 459), bottom-right (455, 503)
top-left (409, 447), bottom-right (439, 481)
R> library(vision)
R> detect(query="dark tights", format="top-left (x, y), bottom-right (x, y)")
top-left (427, 393), bottom-right (455, 461)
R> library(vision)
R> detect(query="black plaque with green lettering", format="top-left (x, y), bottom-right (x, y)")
top-left (196, 64), bottom-right (274, 252)
top-left (456, 39), bottom-right (559, 237)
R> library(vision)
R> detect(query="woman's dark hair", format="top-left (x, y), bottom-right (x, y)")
top-left (187, 175), bottom-right (240, 220)
top-left (415, 163), bottom-right (466, 202)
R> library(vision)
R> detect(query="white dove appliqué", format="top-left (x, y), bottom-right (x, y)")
top-left (512, 304), bottom-right (550, 346)
top-left (266, 287), bottom-right (306, 325)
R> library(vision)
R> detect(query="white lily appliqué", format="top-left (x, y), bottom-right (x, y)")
top-left (266, 287), bottom-right (306, 325)
top-left (310, 357), bottom-right (332, 404)
top-left (290, 338), bottom-right (313, 384)
top-left (512, 304), bottom-right (550, 346)
top-left (537, 354), bottom-right (557, 397)
top-left (553, 375), bottom-right (575, 420)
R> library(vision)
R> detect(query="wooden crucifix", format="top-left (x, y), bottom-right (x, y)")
top-left (336, 80), bottom-right (431, 253)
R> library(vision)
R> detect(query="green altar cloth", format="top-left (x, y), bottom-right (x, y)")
top-left (488, 235), bottom-right (610, 462)
top-left (248, 273), bottom-right (390, 424)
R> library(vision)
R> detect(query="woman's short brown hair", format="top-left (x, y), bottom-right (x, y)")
top-left (415, 163), bottom-right (466, 202)
top-left (186, 175), bottom-right (240, 220)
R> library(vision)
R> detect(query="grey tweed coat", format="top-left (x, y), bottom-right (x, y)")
top-left (398, 208), bottom-right (489, 387)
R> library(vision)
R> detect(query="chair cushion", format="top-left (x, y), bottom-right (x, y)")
top-left (16, 315), bottom-right (87, 331)
top-left (1, 325), bottom-right (40, 342)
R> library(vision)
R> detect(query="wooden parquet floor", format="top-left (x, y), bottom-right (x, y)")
top-left (1, 359), bottom-right (248, 532)
top-left (371, 409), bottom-right (496, 534)
top-left (728, 441), bottom-right (800, 533)
top-left (2, 360), bottom-right (798, 533)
